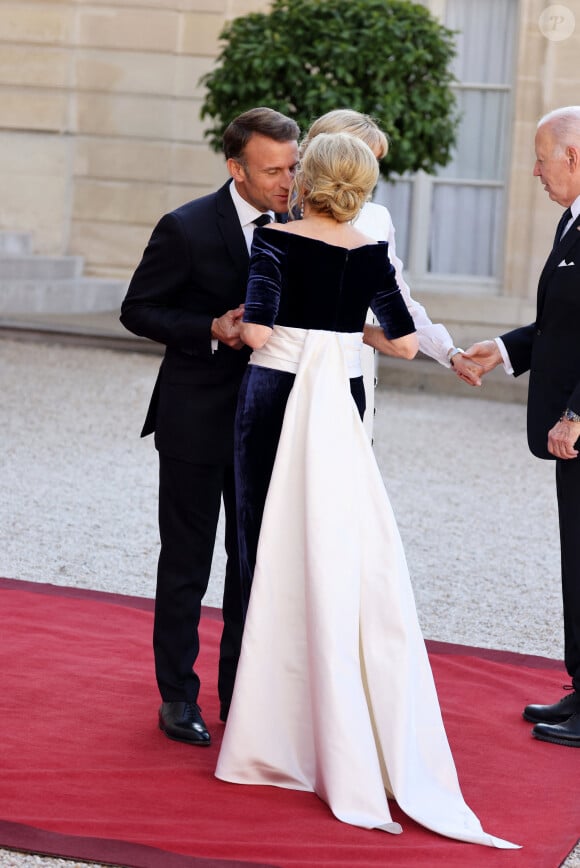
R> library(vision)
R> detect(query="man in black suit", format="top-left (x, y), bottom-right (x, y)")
top-left (120, 107), bottom-right (299, 745)
top-left (463, 106), bottom-right (580, 747)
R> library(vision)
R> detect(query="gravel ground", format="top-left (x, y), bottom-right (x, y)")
top-left (1, 337), bottom-right (578, 867)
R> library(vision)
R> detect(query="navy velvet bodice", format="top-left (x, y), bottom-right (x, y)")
top-left (243, 229), bottom-right (415, 337)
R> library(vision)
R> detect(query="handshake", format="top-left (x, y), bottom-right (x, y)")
top-left (450, 340), bottom-right (502, 387)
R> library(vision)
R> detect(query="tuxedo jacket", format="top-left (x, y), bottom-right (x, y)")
top-left (120, 181), bottom-right (251, 465)
top-left (501, 214), bottom-right (580, 460)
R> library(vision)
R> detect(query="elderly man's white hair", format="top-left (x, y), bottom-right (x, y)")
top-left (538, 106), bottom-right (580, 155)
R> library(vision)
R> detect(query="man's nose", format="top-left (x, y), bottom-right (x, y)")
top-left (533, 162), bottom-right (541, 177)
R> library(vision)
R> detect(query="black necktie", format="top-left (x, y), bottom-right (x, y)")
top-left (553, 207), bottom-right (572, 247)
top-left (252, 214), bottom-right (272, 227)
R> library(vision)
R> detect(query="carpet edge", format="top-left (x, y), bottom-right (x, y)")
top-left (0, 819), bottom-right (280, 868)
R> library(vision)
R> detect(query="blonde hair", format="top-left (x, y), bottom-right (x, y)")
top-left (301, 109), bottom-right (389, 160)
top-left (291, 132), bottom-right (379, 223)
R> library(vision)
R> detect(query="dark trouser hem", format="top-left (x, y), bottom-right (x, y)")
top-left (556, 457), bottom-right (580, 688)
top-left (153, 453), bottom-right (243, 705)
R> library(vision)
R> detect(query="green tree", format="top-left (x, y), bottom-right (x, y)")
top-left (200, 0), bottom-right (459, 179)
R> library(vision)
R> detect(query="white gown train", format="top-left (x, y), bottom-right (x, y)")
top-left (216, 326), bottom-right (518, 849)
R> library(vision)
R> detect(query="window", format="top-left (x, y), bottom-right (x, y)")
top-left (375, 0), bottom-right (518, 286)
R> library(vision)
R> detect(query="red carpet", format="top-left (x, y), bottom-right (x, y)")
top-left (0, 577), bottom-right (578, 868)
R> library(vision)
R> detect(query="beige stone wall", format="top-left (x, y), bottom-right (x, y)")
top-left (504, 0), bottom-right (580, 300)
top-left (0, 0), bottom-right (270, 276)
top-left (1, 0), bottom-right (579, 295)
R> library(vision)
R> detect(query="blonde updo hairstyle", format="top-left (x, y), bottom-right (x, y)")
top-left (300, 109), bottom-right (389, 160)
top-left (292, 132), bottom-right (379, 223)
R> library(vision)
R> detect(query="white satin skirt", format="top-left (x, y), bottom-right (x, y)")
top-left (216, 326), bottom-right (518, 849)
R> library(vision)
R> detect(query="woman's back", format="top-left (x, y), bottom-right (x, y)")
top-left (245, 228), bottom-right (403, 335)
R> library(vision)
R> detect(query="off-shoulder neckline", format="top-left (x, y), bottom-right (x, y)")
top-left (255, 227), bottom-right (386, 253)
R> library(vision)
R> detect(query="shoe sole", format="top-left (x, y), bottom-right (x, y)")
top-left (158, 720), bottom-right (211, 746)
top-left (522, 711), bottom-right (572, 724)
top-left (532, 731), bottom-right (580, 748)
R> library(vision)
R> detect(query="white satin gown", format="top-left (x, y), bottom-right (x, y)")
top-left (216, 230), bottom-right (518, 850)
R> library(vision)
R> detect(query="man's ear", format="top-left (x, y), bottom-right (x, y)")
top-left (566, 146), bottom-right (579, 172)
top-left (227, 158), bottom-right (245, 182)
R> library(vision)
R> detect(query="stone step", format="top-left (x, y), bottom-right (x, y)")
top-left (0, 254), bottom-right (84, 280)
top-left (0, 278), bottom-right (127, 314)
top-left (0, 309), bottom-right (154, 354)
top-left (0, 232), bottom-right (33, 256)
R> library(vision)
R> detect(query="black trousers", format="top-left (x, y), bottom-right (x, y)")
top-left (556, 457), bottom-right (580, 691)
top-left (153, 453), bottom-right (244, 707)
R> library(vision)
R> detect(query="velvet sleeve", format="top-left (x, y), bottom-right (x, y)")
top-left (370, 245), bottom-right (416, 339)
top-left (243, 229), bottom-right (285, 327)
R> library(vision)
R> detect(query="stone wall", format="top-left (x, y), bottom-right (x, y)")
top-left (0, 0), bottom-right (269, 276)
top-left (1, 0), bottom-right (579, 310)
top-left (504, 0), bottom-right (580, 301)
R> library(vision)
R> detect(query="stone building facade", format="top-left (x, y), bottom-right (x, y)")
top-left (0, 0), bottom-right (579, 343)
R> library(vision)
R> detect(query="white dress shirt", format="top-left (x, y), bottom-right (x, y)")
top-left (229, 180), bottom-right (274, 253)
top-left (561, 194), bottom-right (580, 238)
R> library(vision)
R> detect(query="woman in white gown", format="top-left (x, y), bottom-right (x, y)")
top-left (215, 132), bottom-right (517, 850)
top-left (300, 110), bottom-right (482, 440)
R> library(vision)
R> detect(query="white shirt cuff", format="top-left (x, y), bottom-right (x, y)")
top-left (494, 337), bottom-right (513, 375)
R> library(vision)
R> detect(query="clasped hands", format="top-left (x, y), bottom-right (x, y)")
top-left (453, 340), bottom-right (501, 387)
top-left (211, 304), bottom-right (245, 349)
top-left (449, 351), bottom-right (486, 387)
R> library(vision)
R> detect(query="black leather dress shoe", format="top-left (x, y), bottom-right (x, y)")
top-left (522, 688), bottom-right (580, 724)
top-left (533, 712), bottom-right (580, 747)
top-left (158, 701), bottom-right (211, 745)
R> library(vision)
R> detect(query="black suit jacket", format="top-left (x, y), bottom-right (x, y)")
top-left (120, 181), bottom-right (251, 464)
top-left (502, 215), bottom-right (580, 460)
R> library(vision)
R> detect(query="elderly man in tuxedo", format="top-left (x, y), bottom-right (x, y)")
top-left (464, 106), bottom-right (580, 747)
top-left (120, 107), bottom-right (299, 746)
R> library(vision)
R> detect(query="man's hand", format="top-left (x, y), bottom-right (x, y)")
top-left (463, 340), bottom-right (502, 375)
top-left (548, 419), bottom-right (580, 460)
top-left (211, 305), bottom-right (245, 349)
top-left (450, 354), bottom-right (484, 387)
